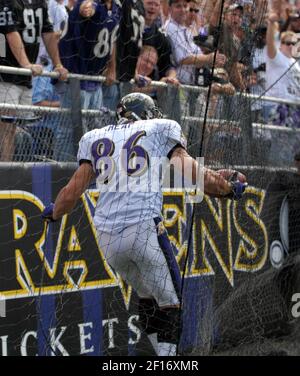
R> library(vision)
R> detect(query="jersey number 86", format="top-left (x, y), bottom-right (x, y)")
top-left (91, 131), bottom-right (148, 183)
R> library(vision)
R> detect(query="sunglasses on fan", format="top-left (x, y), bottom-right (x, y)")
top-left (281, 41), bottom-right (297, 46)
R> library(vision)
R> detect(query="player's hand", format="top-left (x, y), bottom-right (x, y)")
top-left (228, 179), bottom-right (247, 200)
top-left (226, 171), bottom-right (247, 200)
top-left (42, 203), bottom-right (57, 222)
top-left (217, 169), bottom-right (246, 183)
top-left (217, 170), bottom-right (247, 200)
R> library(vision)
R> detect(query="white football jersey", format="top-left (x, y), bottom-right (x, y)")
top-left (77, 118), bottom-right (187, 233)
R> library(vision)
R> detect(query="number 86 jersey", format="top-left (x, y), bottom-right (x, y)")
top-left (77, 119), bottom-right (187, 233)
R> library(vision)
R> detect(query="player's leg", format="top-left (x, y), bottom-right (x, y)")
top-left (138, 297), bottom-right (160, 354)
top-left (97, 224), bottom-right (174, 355)
top-left (98, 227), bottom-right (163, 354)
top-left (132, 218), bottom-right (182, 356)
top-left (97, 228), bottom-right (153, 298)
top-left (97, 221), bottom-right (181, 356)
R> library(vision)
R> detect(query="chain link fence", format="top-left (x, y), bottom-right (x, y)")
top-left (0, 65), bottom-right (300, 167)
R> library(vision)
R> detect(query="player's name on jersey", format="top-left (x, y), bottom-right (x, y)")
top-left (106, 123), bottom-right (132, 131)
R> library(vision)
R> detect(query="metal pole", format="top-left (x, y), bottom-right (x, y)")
top-left (0, 103), bottom-right (114, 117)
top-left (2, 65), bottom-right (300, 106)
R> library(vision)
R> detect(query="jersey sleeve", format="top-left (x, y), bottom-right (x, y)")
top-left (77, 132), bottom-right (93, 166)
top-left (161, 119), bottom-right (187, 157)
top-left (41, 1), bottom-right (54, 34)
top-left (0, 1), bottom-right (19, 34)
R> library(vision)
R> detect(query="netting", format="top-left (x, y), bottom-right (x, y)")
top-left (0, 0), bottom-right (300, 357)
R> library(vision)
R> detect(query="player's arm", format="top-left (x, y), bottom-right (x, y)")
top-left (170, 146), bottom-right (247, 198)
top-left (43, 162), bottom-right (95, 221)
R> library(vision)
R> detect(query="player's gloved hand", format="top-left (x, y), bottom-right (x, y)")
top-left (42, 203), bottom-right (57, 222)
top-left (224, 171), bottom-right (247, 200)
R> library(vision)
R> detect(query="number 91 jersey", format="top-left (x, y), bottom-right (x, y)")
top-left (77, 119), bottom-right (187, 233)
top-left (0, 0), bottom-right (53, 86)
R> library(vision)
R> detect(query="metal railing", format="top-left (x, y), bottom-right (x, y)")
top-left (2, 65), bottom-right (300, 108)
top-left (1, 65), bottom-right (300, 166)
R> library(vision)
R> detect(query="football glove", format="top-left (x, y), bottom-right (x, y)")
top-left (224, 171), bottom-right (247, 200)
top-left (42, 203), bottom-right (56, 222)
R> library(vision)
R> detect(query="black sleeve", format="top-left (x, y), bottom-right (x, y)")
top-left (143, 28), bottom-right (174, 78)
top-left (79, 159), bottom-right (92, 166)
top-left (157, 34), bottom-right (174, 78)
top-left (42, 1), bottom-right (54, 33)
top-left (0, 1), bottom-right (19, 34)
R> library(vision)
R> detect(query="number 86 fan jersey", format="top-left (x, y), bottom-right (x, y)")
top-left (0, 0), bottom-right (53, 87)
top-left (59, 0), bottom-right (121, 81)
top-left (77, 119), bottom-right (187, 233)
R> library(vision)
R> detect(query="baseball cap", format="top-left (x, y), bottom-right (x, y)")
top-left (225, 3), bottom-right (243, 13)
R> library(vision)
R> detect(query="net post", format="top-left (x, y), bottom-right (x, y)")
top-left (69, 77), bottom-right (83, 147)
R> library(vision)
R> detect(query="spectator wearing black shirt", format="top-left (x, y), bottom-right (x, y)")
top-left (142, 0), bottom-right (182, 121)
top-left (143, 0), bottom-right (179, 84)
top-left (104, 0), bottom-right (145, 109)
top-left (0, 0), bottom-right (67, 161)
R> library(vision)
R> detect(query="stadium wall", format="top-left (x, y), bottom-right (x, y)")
top-left (0, 163), bottom-right (298, 356)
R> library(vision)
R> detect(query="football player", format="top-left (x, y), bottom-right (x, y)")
top-left (42, 93), bottom-right (247, 356)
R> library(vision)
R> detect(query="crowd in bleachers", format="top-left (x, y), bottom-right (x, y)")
top-left (1, 0), bottom-right (300, 162)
